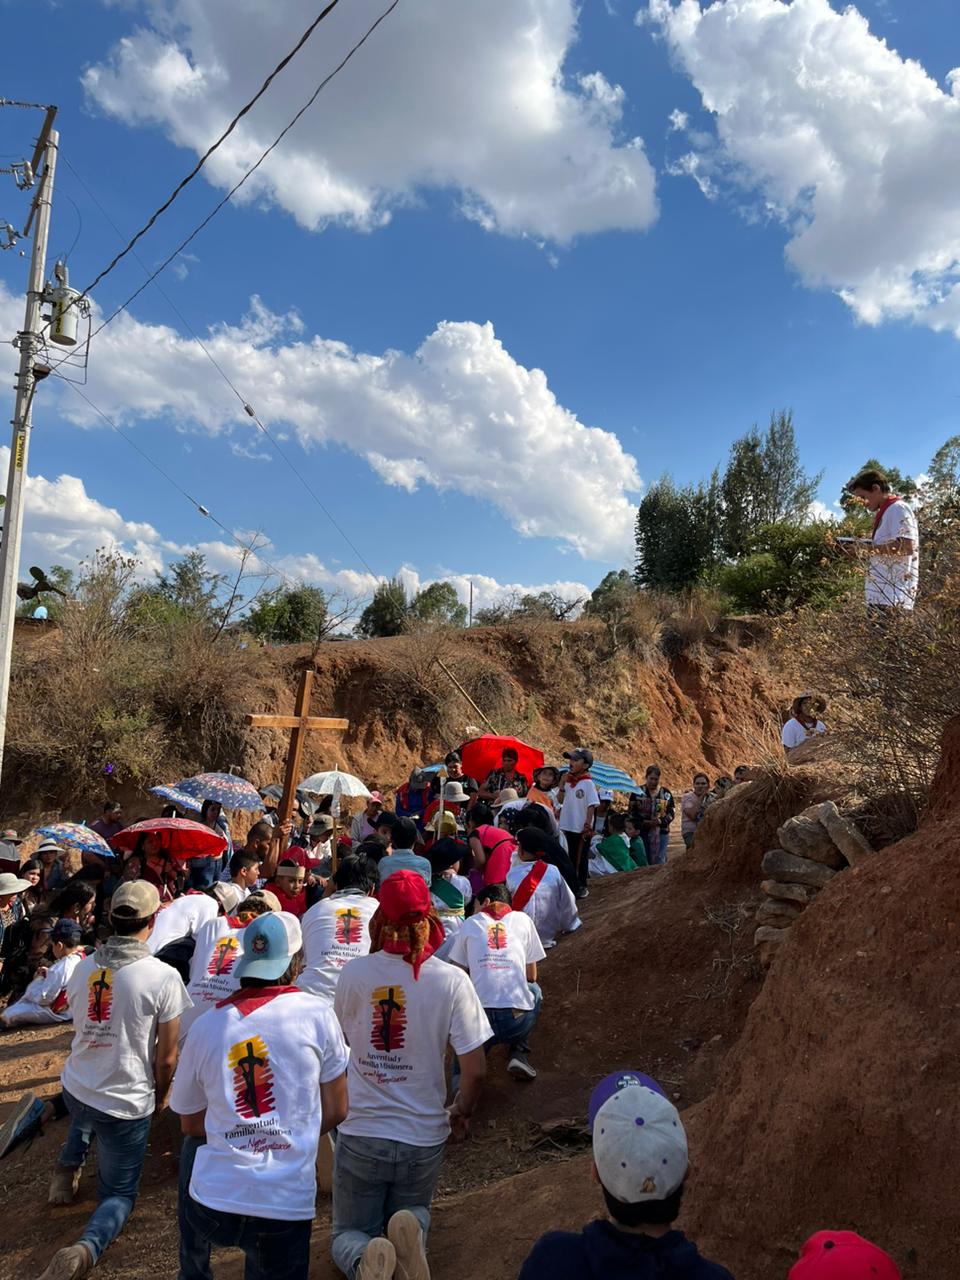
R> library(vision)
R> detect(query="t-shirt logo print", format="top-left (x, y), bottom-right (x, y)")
top-left (486, 920), bottom-right (508, 951)
top-left (227, 1034), bottom-right (276, 1119)
top-left (87, 967), bottom-right (113, 1023)
top-left (208, 937), bottom-right (239, 976)
top-left (370, 984), bottom-right (407, 1052)
top-left (335, 907), bottom-right (362, 945)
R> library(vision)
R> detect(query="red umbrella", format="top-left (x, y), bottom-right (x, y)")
top-left (110, 818), bottom-right (227, 861)
top-left (458, 735), bottom-right (545, 786)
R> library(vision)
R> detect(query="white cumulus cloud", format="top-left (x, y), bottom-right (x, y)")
top-left (647, 0), bottom-right (960, 335)
top-left (82, 0), bottom-right (658, 244)
top-left (25, 287), bottom-right (641, 561)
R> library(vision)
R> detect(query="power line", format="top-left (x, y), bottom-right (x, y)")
top-left (86, 0), bottom-right (401, 339)
top-left (78, 0), bottom-right (344, 299)
top-left (59, 155), bottom-right (387, 589)
top-left (60, 381), bottom-right (304, 595)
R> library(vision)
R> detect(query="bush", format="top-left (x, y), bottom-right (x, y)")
top-left (715, 522), bottom-right (859, 613)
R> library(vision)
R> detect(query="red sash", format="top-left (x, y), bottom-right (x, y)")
top-left (50, 989), bottom-right (69, 1014)
top-left (872, 495), bottom-right (902, 537)
top-left (216, 985), bottom-right (301, 1016)
top-left (512, 860), bottom-right (548, 912)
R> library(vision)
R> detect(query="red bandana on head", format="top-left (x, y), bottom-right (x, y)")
top-left (372, 869), bottom-right (445, 979)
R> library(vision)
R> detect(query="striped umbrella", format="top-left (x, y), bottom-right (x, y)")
top-left (175, 772), bottom-right (263, 811)
top-left (149, 784), bottom-right (203, 814)
top-left (33, 822), bottom-right (114, 858)
top-left (560, 760), bottom-right (644, 796)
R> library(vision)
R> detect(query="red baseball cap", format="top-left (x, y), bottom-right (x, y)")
top-left (377, 868), bottom-right (430, 923)
top-left (789, 1232), bottom-right (900, 1280)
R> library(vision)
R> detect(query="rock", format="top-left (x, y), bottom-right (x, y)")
top-left (754, 924), bottom-right (791, 946)
top-left (754, 923), bottom-right (791, 968)
top-left (818, 801), bottom-right (875, 867)
top-left (776, 816), bottom-right (847, 869)
top-left (755, 898), bottom-right (804, 929)
top-left (761, 848), bottom-right (839, 889)
top-left (761, 879), bottom-right (819, 906)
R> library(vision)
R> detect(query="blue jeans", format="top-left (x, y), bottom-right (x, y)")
top-left (486, 982), bottom-right (542, 1051)
top-left (644, 828), bottom-right (670, 866)
top-left (331, 1134), bottom-right (447, 1278)
top-left (452, 983), bottom-right (542, 1091)
top-left (180, 1191), bottom-right (311, 1280)
top-left (59, 1089), bottom-right (152, 1263)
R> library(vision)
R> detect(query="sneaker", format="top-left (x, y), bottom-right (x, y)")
top-left (48, 1165), bottom-right (82, 1206)
top-left (36, 1243), bottom-right (94, 1280)
top-left (387, 1209), bottom-right (430, 1280)
top-left (508, 1052), bottom-right (537, 1081)
top-left (356, 1237), bottom-right (397, 1280)
top-left (0, 1090), bottom-right (43, 1159)
top-left (575, 887), bottom-right (589, 900)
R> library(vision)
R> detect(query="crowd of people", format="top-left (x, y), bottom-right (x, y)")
top-left (0, 743), bottom-right (901, 1280)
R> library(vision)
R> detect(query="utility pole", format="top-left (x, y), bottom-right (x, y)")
top-left (0, 109), bottom-right (58, 787)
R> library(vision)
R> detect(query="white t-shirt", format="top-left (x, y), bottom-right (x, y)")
top-left (334, 952), bottom-right (491, 1147)
top-left (781, 718), bottom-right (827, 750)
top-left (867, 499), bottom-right (919, 608)
top-left (297, 892), bottom-right (380, 1002)
top-left (559, 776), bottom-right (600, 832)
top-left (147, 893), bottom-right (218, 955)
top-left (171, 990), bottom-right (348, 1221)
top-left (21, 950), bottom-right (85, 1018)
top-left (62, 949), bottom-right (191, 1118)
top-left (506, 860), bottom-right (581, 947)
top-left (180, 918), bottom-right (248, 1040)
top-left (447, 910), bottom-right (545, 1010)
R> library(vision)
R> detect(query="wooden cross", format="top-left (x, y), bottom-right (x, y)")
top-left (244, 668), bottom-right (349, 834)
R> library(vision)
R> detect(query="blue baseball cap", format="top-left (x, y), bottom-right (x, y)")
top-left (233, 911), bottom-right (302, 981)
top-left (51, 918), bottom-right (83, 945)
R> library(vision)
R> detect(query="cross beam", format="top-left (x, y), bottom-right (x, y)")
top-left (244, 669), bottom-right (348, 838)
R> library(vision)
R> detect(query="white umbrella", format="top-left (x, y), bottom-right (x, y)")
top-left (298, 768), bottom-right (371, 817)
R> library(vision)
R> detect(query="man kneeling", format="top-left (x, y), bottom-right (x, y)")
top-left (518, 1070), bottom-right (733, 1279)
top-left (171, 912), bottom-right (349, 1280)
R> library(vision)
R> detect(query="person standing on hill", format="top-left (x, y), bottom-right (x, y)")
top-left (479, 746), bottom-right (530, 800)
top-left (331, 870), bottom-right (491, 1280)
top-left (38, 881), bottom-right (190, 1280)
top-left (630, 766), bottom-right (675, 866)
top-left (558, 748), bottom-right (599, 898)
top-left (843, 468), bottom-right (919, 612)
top-left (680, 774), bottom-right (711, 849)
top-left (781, 694), bottom-right (827, 753)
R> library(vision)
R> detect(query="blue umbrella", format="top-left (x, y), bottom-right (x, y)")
top-left (560, 759), bottom-right (644, 796)
top-left (34, 822), bottom-right (114, 858)
top-left (175, 772), bottom-right (263, 811)
top-left (149, 784), bottom-right (203, 814)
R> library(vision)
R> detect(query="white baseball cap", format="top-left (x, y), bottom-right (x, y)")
top-left (589, 1071), bottom-right (688, 1203)
top-left (598, 789), bottom-right (615, 802)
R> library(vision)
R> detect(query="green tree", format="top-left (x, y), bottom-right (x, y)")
top-left (126, 551), bottom-right (229, 629)
top-left (356, 578), bottom-right (409, 638)
top-left (584, 570), bottom-right (634, 619)
top-left (839, 457), bottom-right (918, 513)
top-left (715, 521), bottom-right (859, 613)
top-left (245, 585), bottom-right (329, 644)
top-left (634, 474), bottom-right (723, 591)
top-left (721, 410), bottom-right (822, 556)
top-left (409, 581), bottom-right (467, 628)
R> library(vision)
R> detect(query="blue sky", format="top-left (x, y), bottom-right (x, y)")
top-left (1, 0), bottom-right (959, 612)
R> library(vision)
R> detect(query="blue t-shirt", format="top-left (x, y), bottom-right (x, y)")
top-left (377, 851), bottom-right (432, 887)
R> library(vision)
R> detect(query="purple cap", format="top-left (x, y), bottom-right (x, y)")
top-left (588, 1071), bottom-right (667, 1128)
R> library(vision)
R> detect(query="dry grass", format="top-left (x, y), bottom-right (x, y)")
top-left (777, 531), bottom-right (960, 838)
